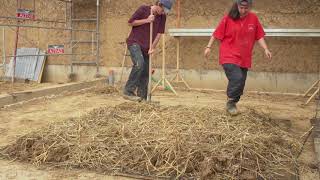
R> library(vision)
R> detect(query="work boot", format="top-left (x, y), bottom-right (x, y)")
top-left (138, 97), bottom-right (147, 103)
top-left (226, 101), bottom-right (238, 116)
top-left (122, 90), bottom-right (140, 101)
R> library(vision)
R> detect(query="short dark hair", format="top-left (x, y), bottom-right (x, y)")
top-left (228, 3), bottom-right (240, 20)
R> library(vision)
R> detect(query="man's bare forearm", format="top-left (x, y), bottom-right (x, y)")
top-left (151, 33), bottom-right (162, 49)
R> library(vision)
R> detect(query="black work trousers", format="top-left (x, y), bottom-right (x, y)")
top-left (222, 64), bottom-right (248, 103)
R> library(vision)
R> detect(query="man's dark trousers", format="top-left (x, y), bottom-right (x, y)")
top-left (125, 43), bottom-right (149, 100)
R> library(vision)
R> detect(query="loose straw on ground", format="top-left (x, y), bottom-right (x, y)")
top-left (0, 102), bottom-right (306, 179)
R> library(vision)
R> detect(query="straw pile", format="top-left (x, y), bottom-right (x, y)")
top-left (93, 84), bottom-right (119, 95)
top-left (0, 102), bottom-right (302, 179)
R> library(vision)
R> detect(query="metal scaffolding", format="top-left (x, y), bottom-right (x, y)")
top-left (0, 0), bottom-right (101, 82)
top-left (69, 0), bottom-right (101, 78)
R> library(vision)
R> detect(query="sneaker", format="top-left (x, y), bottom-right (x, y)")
top-left (123, 90), bottom-right (140, 101)
top-left (226, 101), bottom-right (238, 116)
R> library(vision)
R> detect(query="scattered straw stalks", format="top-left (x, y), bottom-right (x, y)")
top-left (0, 102), bottom-right (303, 179)
top-left (93, 83), bottom-right (119, 95)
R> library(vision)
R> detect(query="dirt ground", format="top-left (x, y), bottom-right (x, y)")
top-left (0, 85), bottom-right (319, 179)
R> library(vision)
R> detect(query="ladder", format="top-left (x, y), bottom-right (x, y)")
top-left (68, 0), bottom-right (100, 80)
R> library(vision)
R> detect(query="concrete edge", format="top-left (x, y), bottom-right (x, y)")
top-left (0, 78), bottom-right (105, 107)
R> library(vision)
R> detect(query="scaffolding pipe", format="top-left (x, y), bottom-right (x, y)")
top-left (96, 0), bottom-right (100, 75)
top-left (31, 0), bottom-right (36, 21)
top-left (33, 0), bottom-right (36, 16)
top-left (2, 27), bottom-right (5, 69)
top-left (0, 16), bottom-right (66, 24)
top-left (176, 0), bottom-right (181, 28)
top-left (69, 0), bottom-right (74, 74)
top-left (65, 1), bottom-right (68, 27)
top-left (0, 24), bottom-right (97, 33)
top-left (12, 27), bottom-right (20, 83)
top-left (12, 0), bottom-right (21, 83)
top-left (5, 53), bottom-right (94, 58)
top-left (92, 32), bottom-right (94, 54)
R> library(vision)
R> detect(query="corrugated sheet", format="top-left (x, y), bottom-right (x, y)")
top-left (5, 48), bottom-right (46, 82)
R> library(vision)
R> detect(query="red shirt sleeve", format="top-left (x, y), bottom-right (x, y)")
top-left (213, 16), bottom-right (228, 40)
top-left (255, 17), bottom-right (265, 40)
top-left (128, 6), bottom-right (146, 23)
top-left (158, 15), bottom-right (167, 34)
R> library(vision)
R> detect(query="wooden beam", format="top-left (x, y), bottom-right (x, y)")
top-left (0, 79), bottom-right (105, 107)
top-left (176, 0), bottom-right (181, 28)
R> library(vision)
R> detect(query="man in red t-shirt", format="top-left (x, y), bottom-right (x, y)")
top-left (123, 0), bottom-right (173, 101)
top-left (204, 0), bottom-right (272, 115)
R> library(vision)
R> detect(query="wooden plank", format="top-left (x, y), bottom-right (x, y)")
top-left (0, 78), bottom-right (104, 107)
top-left (305, 88), bottom-right (320, 105)
top-left (37, 55), bottom-right (46, 83)
top-left (304, 80), bottom-right (320, 97)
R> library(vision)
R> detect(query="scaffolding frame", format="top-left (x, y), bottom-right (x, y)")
top-left (0, 0), bottom-right (101, 82)
top-left (69, 0), bottom-right (101, 78)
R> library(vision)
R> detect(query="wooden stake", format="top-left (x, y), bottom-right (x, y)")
top-left (171, 37), bottom-right (191, 89)
top-left (161, 34), bottom-right (165, 88)
top-left (119, 44), bottom-right (128, 84)
top-left (147, 11), bottom-right (153, 102)
top-left (304, 79), bottom-right (320, 105)
top-left (304, 80), bottom-right (320, 97)
top-left (170, 0), bottom-right (191, 89)
top-left (151, 34), bottom-right (177, 95)
top-left (118, 32), bottom-right (131, 87)
top-left (305, 87), bottom-right (320, 105)
top-left (176, 0), bottom-right (181, 28)
top-left (177, 37), bottom-right (180, 74)
top-left (2, 27), bottom-right (5, 69)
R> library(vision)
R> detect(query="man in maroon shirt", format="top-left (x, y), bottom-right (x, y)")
top-left (204, 0), bottom-right (272, 115)
top-left (123, 0), bottom-right (172, 101)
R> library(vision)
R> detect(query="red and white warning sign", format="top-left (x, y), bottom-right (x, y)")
top-left (16, 9), bottom-right (35, 19)
top-left (48, 45), bottom-right (65, 54)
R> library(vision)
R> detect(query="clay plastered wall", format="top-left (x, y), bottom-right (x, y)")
top-left (0, 0), bottom-right (320, 73)
top-left (74, 0), bottom-right (320, 73)
top-left (175, 0), bottom-right (320, 73)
